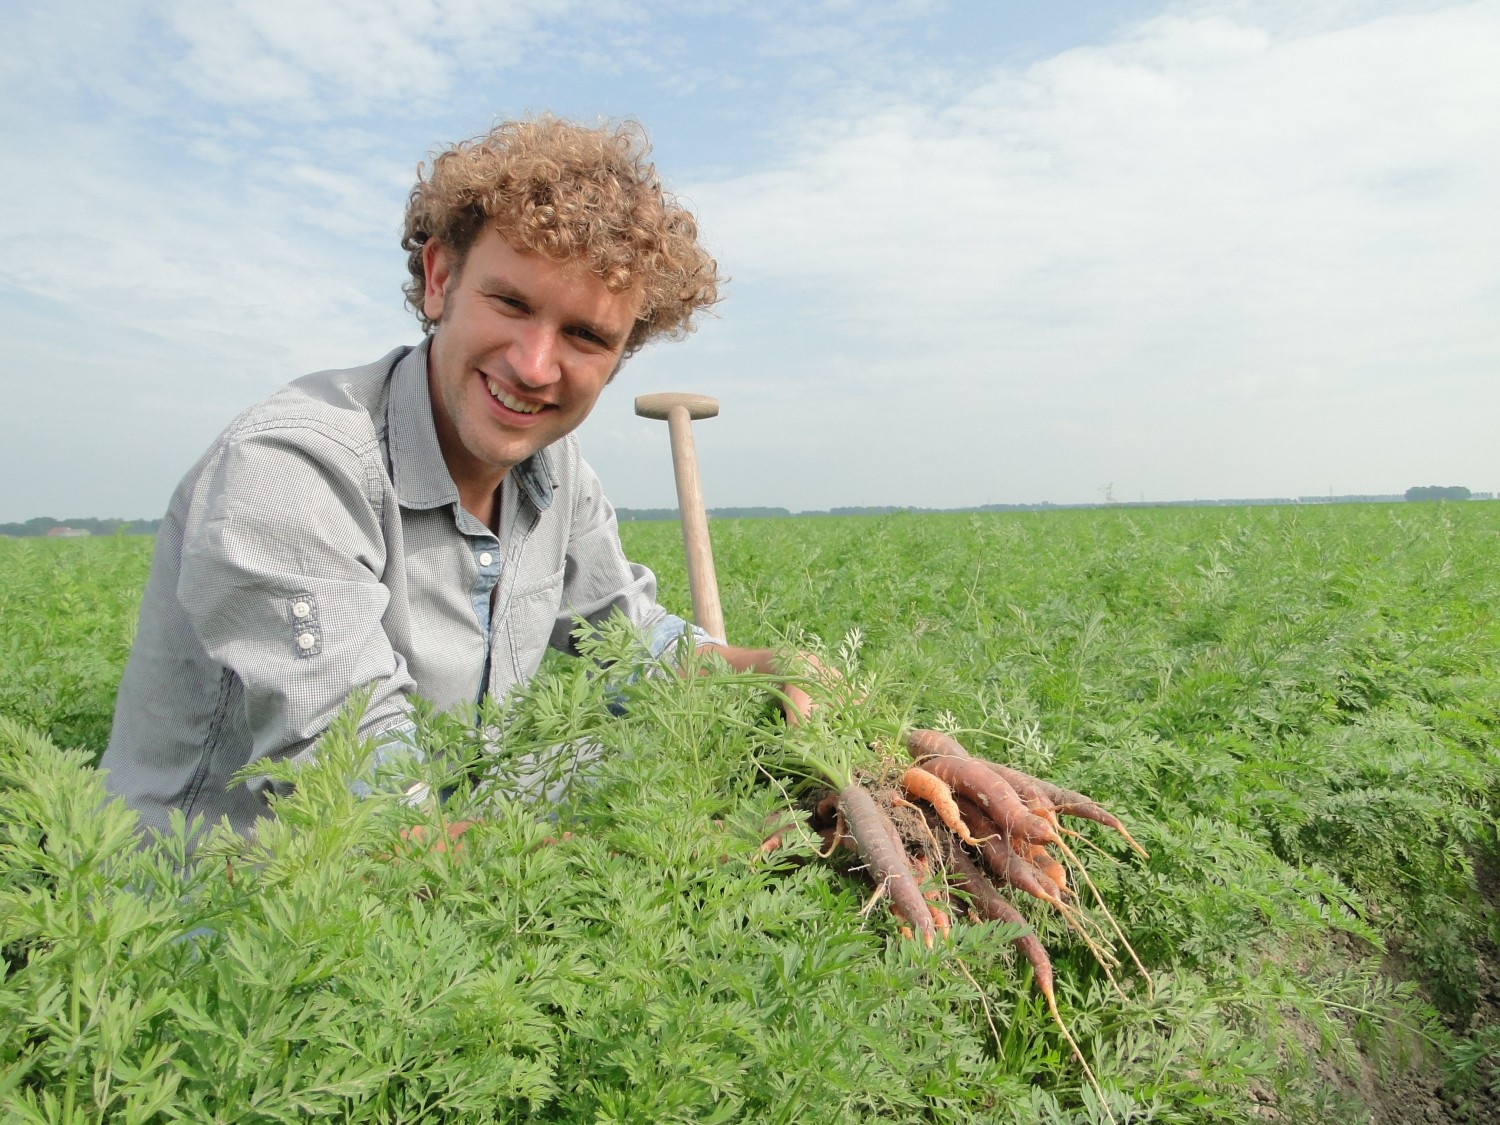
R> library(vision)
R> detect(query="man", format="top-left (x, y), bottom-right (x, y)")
top-left (102, 117), bottom-right (810, 841)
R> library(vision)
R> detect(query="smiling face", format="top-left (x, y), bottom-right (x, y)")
top-left (421, 227), bottom-right (642, 520)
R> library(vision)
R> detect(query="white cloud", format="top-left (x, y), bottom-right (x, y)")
top-left (646, 2), bottom-right (1500, 506)
top-left (159, 0), bottom-right (592, 118)
top-left (706, 5), bottom-right (1498, 319)
top-left (1, 124), bottom-right (404, 366)
top-left (698, 8), bottom-right (1496, 369)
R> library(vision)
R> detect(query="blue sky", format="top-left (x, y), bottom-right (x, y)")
top-left (2, 0), bottom-right (1496, 521)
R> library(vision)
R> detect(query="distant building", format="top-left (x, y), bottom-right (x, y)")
top-left (45, 527), bottom-right (89, 538)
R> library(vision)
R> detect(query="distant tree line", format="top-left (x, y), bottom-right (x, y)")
top-left (8, 487), bottom-right (1485, 536)
top-left (1404, 485), bottom-right (1472, 502)
top-left (617, 506), bottom-right (794, 521)
top-left (0, 516), bottom-right (162, 538)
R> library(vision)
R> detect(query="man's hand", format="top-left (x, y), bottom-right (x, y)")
top-left (692, 643), bottom-right (842, 726)
top-left (777, 651), bottom-right (833, 726)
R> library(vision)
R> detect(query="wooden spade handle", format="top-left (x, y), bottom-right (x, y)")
top-left (634, 393), bottom-right (725, 640)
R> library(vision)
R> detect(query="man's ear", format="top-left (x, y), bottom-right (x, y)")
top-left (422, 241), bottom-right (454, 324)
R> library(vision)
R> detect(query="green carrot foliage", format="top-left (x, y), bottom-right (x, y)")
top-left (2, 501), bottom-right (1498, 1121)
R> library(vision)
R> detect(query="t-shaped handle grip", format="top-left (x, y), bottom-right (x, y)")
top-left (634, 392), bottom-right (720, 422)
top-left (634, 392), bottom-right (725, 641)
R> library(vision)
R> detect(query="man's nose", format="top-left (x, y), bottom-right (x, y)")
top-left (511, 325), bottom-right (561, 388)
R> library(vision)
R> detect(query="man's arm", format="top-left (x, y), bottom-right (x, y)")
top-left (176, 425), bottom-right (420, 777)
top-left (540, 448), bottom-right (826, 722)
top-left (691, 643), bottom-right (826, 725)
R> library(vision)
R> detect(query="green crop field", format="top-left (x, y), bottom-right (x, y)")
top-left (3, 502), bottom-right (1499, 1122)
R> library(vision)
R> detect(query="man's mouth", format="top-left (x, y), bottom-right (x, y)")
top-left (486, 375), bottom-right (545, 415)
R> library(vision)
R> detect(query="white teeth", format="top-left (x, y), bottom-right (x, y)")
top-left (486, 377), bottom-right (543, 414)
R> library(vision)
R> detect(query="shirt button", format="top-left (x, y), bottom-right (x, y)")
top-left (478, 552), bottom-right (494, 567)
top-left (292, 601), bottom-right (311, 619)
top-left (296, 632), bottom-right (316, 650)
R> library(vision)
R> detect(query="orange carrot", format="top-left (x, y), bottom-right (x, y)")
top-left (907, 729), bottom-right (1058, 845)
top-left (1028, 843), bottom-right (1070, 896)
top-left (964, 798), bottom-right (1133, 991)
top-left (838, 783), bottom-right (936, 948)
top-left (982, 761), bottom-right (1061, 827)
top-left (906, 727), bottom-right (971, 761)
top-left (758, 812), bottom-right (800, 855)
top-left (900, 766), bottom-right (982, 847)
top-left (928, 904), bottom-right (952, 939)
top-left (946, 845), bottom-right (1114, 1122)
top-left (918, 754), bottom-right (1058, 847)
top-left (912, 854), bottom-right (953, 941)
top-left (910, 728), bottom-right (1146, 858)
top-left (1013, 772), bottom-right (1149, 858)
top-left (946, 846), bottom-right (1052, 986)
top-left (954, 797), bottom-right (1066, 908)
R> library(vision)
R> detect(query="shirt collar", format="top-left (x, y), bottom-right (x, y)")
top-left (512, 443), bottom-right (558, 510)
top-left (386, 338), bottom-right (556, 513)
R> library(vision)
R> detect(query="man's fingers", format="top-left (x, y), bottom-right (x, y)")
top-left (780, 650), bottom-right (863, 723)
top-left (781, 682), bottom-right (816, 726)
top-left (398, 819), bottom-right (473, 854)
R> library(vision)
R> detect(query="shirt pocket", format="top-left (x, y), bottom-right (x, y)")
top-left (502, 566), bottom-right (567, 685)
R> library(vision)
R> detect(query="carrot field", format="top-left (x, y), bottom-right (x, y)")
top-left (3, 502), bottom-right (1499, 1122)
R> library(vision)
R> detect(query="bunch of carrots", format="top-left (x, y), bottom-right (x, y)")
top-left (770, 726), bottom-right (1151, 1115)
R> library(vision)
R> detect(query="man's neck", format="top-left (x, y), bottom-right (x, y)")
top-left (457, 478), bottom-right (503, 533)
top-left (425, 379), bottom-right (508, 531)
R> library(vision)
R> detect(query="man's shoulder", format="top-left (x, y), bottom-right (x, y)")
top-left (224, 345), bottom-right (416, 452)
top-left (157, 346), bottom-right (425, 534)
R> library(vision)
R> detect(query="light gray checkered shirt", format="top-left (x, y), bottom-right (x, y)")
top-left (102, 340), bottom-right (702, 839)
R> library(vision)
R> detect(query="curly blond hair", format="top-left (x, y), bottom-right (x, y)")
top-left (401, 117), bottom-right (721, 355)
